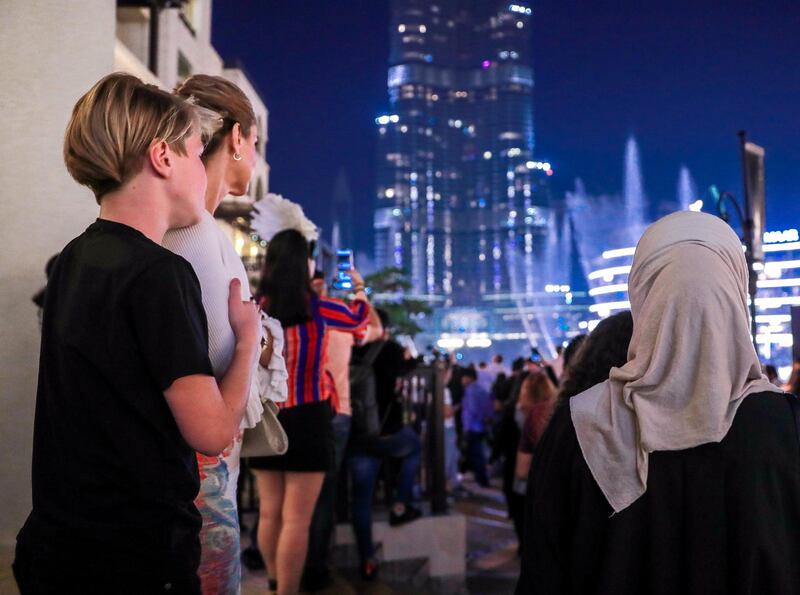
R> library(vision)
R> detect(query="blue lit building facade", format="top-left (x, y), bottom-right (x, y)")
top-left (374, 0), bottom-right (560, 307)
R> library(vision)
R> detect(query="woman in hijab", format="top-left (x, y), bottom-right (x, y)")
top-left (516, 211), bottom-right (800, 595)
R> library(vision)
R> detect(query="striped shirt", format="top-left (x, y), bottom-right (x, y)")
top-left (279, 293), bottom-right (369, 409)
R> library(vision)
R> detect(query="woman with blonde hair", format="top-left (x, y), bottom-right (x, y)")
top-left (162, 74), bottom-right (287, 594)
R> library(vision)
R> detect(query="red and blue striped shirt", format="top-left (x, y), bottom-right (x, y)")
top-left (280, 293), bottom-right (369, 409)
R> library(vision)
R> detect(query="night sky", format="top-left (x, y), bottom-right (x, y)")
top-left (211, 1), bottom-right (800, 255)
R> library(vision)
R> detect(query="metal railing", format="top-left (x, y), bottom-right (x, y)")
top-left (398, 362), bottom-right (448, 515)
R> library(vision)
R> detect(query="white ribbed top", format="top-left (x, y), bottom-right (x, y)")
top-left (163, 211), bottom-right (287, 429)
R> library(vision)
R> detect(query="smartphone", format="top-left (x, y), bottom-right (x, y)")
top-left (333, 249), bottom-right (354, 289)
top-left (529, 347), bottom-right (543, 363)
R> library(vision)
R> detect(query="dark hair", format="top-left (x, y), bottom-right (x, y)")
top-left (511, 357), bottom-right (526, 372)
top-left (558, 311), bottom-right (633, 401)
top-left (562, 334), bottom-right (588, 370)
top-left (258, 229), bottom-right (312, 327)
top-left (377, 308), bottom-right (391, 330)
top-left (462, 367), bottom-right (478, 380)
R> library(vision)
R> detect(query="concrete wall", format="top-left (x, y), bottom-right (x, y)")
top-left (0, 1), bottom-right (116, 545)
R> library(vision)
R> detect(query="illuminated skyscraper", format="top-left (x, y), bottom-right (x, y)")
top-left (374, 0), bottom-right (556, 307)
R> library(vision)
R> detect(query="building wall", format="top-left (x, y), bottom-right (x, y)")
top-left (0, 0), bottom-right (116, 545)
top-left (0, 0), bottom-right (270, 548)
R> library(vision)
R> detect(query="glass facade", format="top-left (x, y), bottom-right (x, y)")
top-left (375, 0), bottom-right (556, 307)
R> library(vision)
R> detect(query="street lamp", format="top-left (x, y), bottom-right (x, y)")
top-left (714, 131), bottom-right (766, 353)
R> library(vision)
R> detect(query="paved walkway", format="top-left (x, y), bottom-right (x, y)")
top-left (0, 480), bottom-right (519, 594)
top-left (241, 478), bottom-right (519, 594)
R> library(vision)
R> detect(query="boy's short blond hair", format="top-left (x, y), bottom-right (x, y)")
top-left (64, 72), bottom-right (220, 202)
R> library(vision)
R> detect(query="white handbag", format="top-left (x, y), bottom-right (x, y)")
top-left (241, 398), bottom-right (288, 458)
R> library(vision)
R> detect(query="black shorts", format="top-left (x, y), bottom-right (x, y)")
top-left (247, 400), bottom-right (334, 473)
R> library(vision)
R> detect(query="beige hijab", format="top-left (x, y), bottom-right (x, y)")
top-left (570, 211), bottom-right (783, 513)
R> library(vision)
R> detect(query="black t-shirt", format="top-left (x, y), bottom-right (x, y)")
top-left (18, 219), bottom-right (214, 581)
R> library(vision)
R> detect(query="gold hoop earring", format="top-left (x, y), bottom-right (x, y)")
top-left (233, 152), bottom-right (242, 161)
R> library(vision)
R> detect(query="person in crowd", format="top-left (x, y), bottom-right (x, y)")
top-left (14, 73), bottom-right (261, 594)
top-left (487, 354), bottom-right (510, 378)
top-left (161, 74), bottom-right (286, 595)
top-left (248, 228), bottom-right (370, 595)
top-left (546, 345), bottom-right (565, 380)
top-left (477, 361), bottom-right (495, 392)
top-left (558, 311), bottom-right (633, 401)
top-left (560, 334), bottom-right (587, 376)
top-left (517, 211), bottom-right (800, 594)
top-left (513, 368), bottom-right (558, 506)
top-left (491, 372), bottom-right (510, 404)
top-left (444, 384), bottom-right (460, 491)
top-left (489, 356), bottom-right (531, 548)
top-left (347, 308), bottom-right (423, 580)
top-left (764, 364), bottom-right (781, 387)
top-left (302, 273), bottom-right (383, 591)
top-left (461, 367), bottom-right (494, 487)
top-left (358, 309), bottom-right (418, 439)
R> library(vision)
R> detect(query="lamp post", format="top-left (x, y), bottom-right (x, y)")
top-left (715, 131), bottom-right (766, 354)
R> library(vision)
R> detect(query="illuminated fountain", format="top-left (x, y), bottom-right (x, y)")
top-left (676, 165), bottom-right (698, 211)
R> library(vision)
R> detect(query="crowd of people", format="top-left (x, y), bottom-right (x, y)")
top-left (15, 70), bottom-right (800, 595)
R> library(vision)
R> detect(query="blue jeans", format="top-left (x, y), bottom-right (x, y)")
top-left (466, 431), bottom-right (488, 486)
top-left (348, 426), bottom-right (421, 562)
top-left (306, 414), bottom-right (351, 573)
top-left (444, 424), bottom-right (459, 485)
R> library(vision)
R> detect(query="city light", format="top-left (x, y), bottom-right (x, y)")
top-left (601, 247), bottom-right (636, 259)
top-left (543, 284), bottom-right (571, 293)
top-left (589, 301), bottom-right (631, 314)
top-left (589, 283), bottom-right (629, 296)
top-left (525, 160), bottom-right (553, 174)
top-left (509, 4), bottom-right (532, 15)
top-left (764, 241), bottom-right (800, 253)
top-left (587, 265), bottom-right (632, 281)
top-left (375, 114), bottom-right (400, 125)
top-left (466, 336), bottom-right (493, 348)
top-left (437, 337), bottom-right (465, 350)
top-left (764, 229), bottom-right (799, 244)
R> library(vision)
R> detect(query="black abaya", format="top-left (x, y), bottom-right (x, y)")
top-left (516, 391), bottom-right (800, 595)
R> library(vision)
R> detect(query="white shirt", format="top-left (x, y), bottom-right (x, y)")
top-left (163, 211), bottom-right (288, 429)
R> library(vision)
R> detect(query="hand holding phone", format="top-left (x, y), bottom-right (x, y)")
top-left (333, 249), bottom-right (355, 289)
